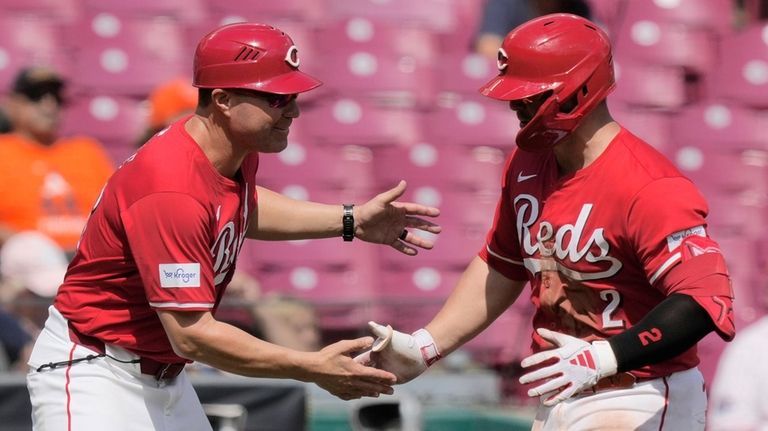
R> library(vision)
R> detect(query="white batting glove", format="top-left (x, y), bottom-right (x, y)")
top-left (353, 321), bottom-right (441, 384)
top-left (519, 328), bottom-right (618, 406)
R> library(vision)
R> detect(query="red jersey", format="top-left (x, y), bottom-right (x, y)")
top-left (479, 128), bottom-right (720, 378)
top-left (55, 117), bottom-right (258, 363)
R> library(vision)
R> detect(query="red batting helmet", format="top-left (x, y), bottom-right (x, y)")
top-left (479, 14), bottom-right (615, 151)
top-left (193, 23), bottom-right (322, 94)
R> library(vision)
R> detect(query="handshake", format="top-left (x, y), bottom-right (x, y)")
top-left (354, 321), bottom-right (442, 384)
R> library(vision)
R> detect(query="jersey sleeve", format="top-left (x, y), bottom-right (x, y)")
top-left (122, 192), bottom-right (216, 311)
top-left (628, 177), bottom-right (735, 340)
top-left (478, 153), bottom-right (528, 281)
top-left (625, 177), bottom-right (710, 287)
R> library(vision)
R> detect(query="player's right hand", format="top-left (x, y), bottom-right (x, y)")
top-left (311, 336), bottom-right (396, 401)
top-left (519, 328), bottom-right (618, 406)
top-left (353, 321), bottom-right (440, 384)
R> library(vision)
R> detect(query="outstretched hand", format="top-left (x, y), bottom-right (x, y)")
top-left (311, 336), bottom-right (397, 401)
top-left (354, 180), bottom-right (441, 255)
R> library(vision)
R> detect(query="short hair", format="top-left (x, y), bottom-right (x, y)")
top-left (197, 88), bottom-right (213, 108)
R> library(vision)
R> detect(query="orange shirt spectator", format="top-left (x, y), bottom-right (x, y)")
top-left (0, 66), bottom-right (114, 252)
top-left (0, 133), bottom-right (113, 251)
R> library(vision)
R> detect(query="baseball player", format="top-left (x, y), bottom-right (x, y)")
top-left (356, 14), bottom-right (734, 430)
top-left (26, 23), bottom-right (442, 431)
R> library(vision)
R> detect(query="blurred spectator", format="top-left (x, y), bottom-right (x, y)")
top-left (0, 66), bottom-right (115, 255)
top-left (0, 230), bottom-right (66, 371)
top-left (252, 294), bottom-right (321, 352)
top-left (136, 77), bottom-right (198, 146)
top-left (474, 0), bottom-right (591, 58)
top-left (0, 308), bottom-right (33, 372)
top-left (708, 315), bottom-right (768, 430)
top-left (225, 269), bottom-right (263, 305)
top-left (0, 230), bottom-right (67, 334)
top-left (188, 292), bottom-right (320, 376)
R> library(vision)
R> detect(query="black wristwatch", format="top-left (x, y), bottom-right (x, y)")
top-left (342, 204), bottom-right (354, 242)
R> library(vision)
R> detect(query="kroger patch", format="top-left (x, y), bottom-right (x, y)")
top-left (159, 263), bottom-right (201, 288)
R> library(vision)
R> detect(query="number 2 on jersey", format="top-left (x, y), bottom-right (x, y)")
top-left (600, 289), bottom-right (625, 329)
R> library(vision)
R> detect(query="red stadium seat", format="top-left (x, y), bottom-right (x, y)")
top-left (68, 14), bottom-right (187, 95)
top-left (59, 95), bottom-right (147, 163)
top-left (257, 134), bottom-right (377, 194)
top-left (301, 97), bottom-right (424, 147)
top-left (370, 265), bottom-right (463, 332)
top-left (613, 17), bottom-right (717, 74)
top-left (315, 17), bottom-right (439, 105)
top-left (709, 24), bottom-right (768, 108)
top-left (255, 260), bottom-right (380, 329)
top-left (322, 0), bottom-right (458, 33)
top-left (317, 17), bottom-right (437, 63)
top-left (465, 302), bottom-right (535, 366)
top-left (375, 264), bottom-right (463, 302)
top-left (704, 190), bottom-right (767, 239)
top-left (435, 52), bottom-right (497, 97)
top-left (0, 0), bottom-right (80, 23)
top-left (424, 95), bottom-right (519, 149)
top-left (375, 187), bottom-right (497, 269)
top-left (206, 0), bottom-right (325, 23)
top-left (674, 146), bottom-right (768, 195)
top-left (670, 102), bottom-right (768, 149)
top-left (434, 0), bottom-right (486, 54)
top-left (318, 50), bottom-right (436, 107)
top-left (716, 236), bottom-right (765, 329)
top-left (248, 238), bottom-right (378, 271)
top-left (371, 142), bottom-right (505, 194)
top-left (81, 0), bottom-right (208, 24)
top-left (621, 0), bottom-right (733, 34)
top-left (586, 0), bottom-right (623, 33)
top-left (0, 16), bottom-right (72, 92)
top-left (608, 102), bottom-right (674, 156)
top-left (611, 60), bottom-right (687, 108)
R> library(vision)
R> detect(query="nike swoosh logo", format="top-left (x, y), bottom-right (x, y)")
top-left (517, 172), bottom-right (537, 182)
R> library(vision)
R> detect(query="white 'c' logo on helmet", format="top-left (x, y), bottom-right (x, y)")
top-left (285, 45), bottom-right (300, 68)
top-left (497, 47), bottom-right (508, 71)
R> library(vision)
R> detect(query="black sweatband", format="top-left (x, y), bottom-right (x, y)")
top-left (342, 204), bottom-right (354, 242)
top-left (608, 294), bottom-right (716, 372)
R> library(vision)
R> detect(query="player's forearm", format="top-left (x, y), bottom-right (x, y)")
top-left (248, 186), bottom-right (344, 240)
top-left (607, 293), bottom-right (715, 372)
top-left (161, 311), bottom-right (317, 381)
top-left (426, 256), bottom-right (524, 356)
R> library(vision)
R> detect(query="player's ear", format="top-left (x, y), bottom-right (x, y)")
top-left (211, 89), bottom-right (232, 118)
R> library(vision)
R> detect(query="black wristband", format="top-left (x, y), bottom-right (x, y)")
top-left (342, 204), bottom-right (354, 242)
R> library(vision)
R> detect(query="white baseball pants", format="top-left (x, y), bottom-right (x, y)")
top-left (531, 367), bottom-right (707, 430)
top-left (26, 306), bottom-right (212, 431)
